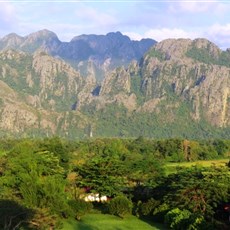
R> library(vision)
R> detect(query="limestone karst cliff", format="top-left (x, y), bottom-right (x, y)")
top-left (0, 37), bottom-right (229, 138)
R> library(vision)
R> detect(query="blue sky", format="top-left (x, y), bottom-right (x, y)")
top-left (1, 0), bottom-right (230, 49)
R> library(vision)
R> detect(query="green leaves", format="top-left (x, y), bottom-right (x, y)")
top-left (108, 195), bottom-right (133, 218)
top-left (165, 166), bottom-right (230, 217)
top-left (76, 156), bottom-right (126, 196)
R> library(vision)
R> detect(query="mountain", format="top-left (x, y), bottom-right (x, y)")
top-left (0, 29), bottom-right (156, 80)
top-left (0, 30), bottom-right (61, 53)
top-left (0, 38), bottom-right (229, 139)
top-left (0, 49), bottom-right (87, 138)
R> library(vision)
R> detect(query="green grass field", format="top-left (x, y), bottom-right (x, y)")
top-left (165, 158), bottom-right (229, 174)
top-left (62, 214), bottom-right (167, 230)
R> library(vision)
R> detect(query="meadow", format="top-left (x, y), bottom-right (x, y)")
top-left (62, 214), bottom-right (167, 230)
top-left (165, 158), bottom-right (229, 174)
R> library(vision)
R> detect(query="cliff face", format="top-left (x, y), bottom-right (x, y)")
top-left (138, 38), bottom-right (229, 127)
top-left (0, 37), bottom-right (229, 138)
top-left (0, 49), bottom-right (87, 137)
top-left (84, 38), bottom-right (229, 129)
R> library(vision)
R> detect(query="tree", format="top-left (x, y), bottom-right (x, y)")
top-left (0, 147), bottom-right (69, 228)
top-left (165, 166), bottom-right (230, 218)
top-left (126, 155), bottom-right (165, 187)
top-left (164, 208), bottom-right (208, 230)
top-left (75, 155), bottom-right (127, 196)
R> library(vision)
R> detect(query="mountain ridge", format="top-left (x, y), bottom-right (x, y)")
top-left (0, 35), bottom-right (229, 139)
top-left (0, 29), bottom-right (156, 80)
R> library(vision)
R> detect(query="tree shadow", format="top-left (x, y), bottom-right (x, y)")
top-left (140, 216), bottom-right (170, 230)
top-left (0, 199), bottom-right (35, 230)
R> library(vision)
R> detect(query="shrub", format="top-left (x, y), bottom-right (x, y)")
top-left (165, 208), bottom-right (191, 229)
top-left (68, 199), bottom-right (93, 220)
top-left (152, 203), bottom-right (170, 222)
top-left (164, 208), bottom-right (209, 230)
top-left (108, 196), bottom-right (133, 218)
top-left (140, 198), bottom-right (160, 216)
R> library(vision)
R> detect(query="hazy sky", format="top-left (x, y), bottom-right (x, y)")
top-left (1, 0), bottom-right (230, 49)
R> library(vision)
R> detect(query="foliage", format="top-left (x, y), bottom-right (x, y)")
top-left (0, 141), bottom-right (70, 228)
top-left (186, 45), bottom-right (230, 67)
top-left (164, 208), bottom-right (209, 230)
top-left (167, 167), bottom-right (228, 214)
top-left (140, 198), bottom-right (159, 216)
top-left (0, 137), bottom-right (230, 228)
top-left (68, 199), bottom-right (93, 220)
top-left (108, 196), bottom-right (133, 218)
top-left (127, 157), bottom-right (165, 187)
top-left (164, 208), bottom-right (191, 229)
top-left (38, 137), bottom-right (72, 171)
top-left (75, 154), bottom-right (127, 196)
top-left (186, 46), bottom-right (218, 65)
top-left (147, 48), bottom-right (165, 61)
top-left (130, 74), bottom-right (145, 105)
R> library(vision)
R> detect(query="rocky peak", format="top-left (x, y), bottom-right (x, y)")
top-left (0, 30), bottom-right (156, 80)
top-left (20, 29), bottom-right (61, 53)
top-left (191, 38), bottom-right (221, 58)
top-left (24, 29), bottom-right (59, 42)
top-left (0, 33), bottom-right (24, 48)
top-left (154, 38), bottom-right (192, 60)
top-left (106, 31), bottom-right (130, 42)
top-left (1, 33), bottom-right (22, 41)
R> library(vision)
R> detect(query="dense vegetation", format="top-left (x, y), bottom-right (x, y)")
top-left (79, 103), bottom-right (230, 140)
top-left (186, 46), bottom-right (230, 67)
top-left (0, 137), bottom-right (229, 229)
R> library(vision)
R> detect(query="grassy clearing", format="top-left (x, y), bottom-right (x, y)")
top-left (62, 214), bottom-right (167, 230)
top-left (165, 158), bottom-right (229, 174)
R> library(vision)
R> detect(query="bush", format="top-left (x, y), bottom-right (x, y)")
top-left (141, 198), bottom-right (160, 216)
top-left (165, 208), bottom-right (209, 230)
top-left (108, 196), bottom-right (133, 218)
top-left (152, 203), bottom-right (169, 222)
top-left (68, 199), bottom-right (93, 220)
top-left (165, 208), bottom-right (191, 229)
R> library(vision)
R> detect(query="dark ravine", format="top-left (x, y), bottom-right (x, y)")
top-left (0, 34), bottom-right (229, 139)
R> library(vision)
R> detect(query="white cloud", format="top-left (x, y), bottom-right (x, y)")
top-left (145, 28), bottom-right (199, 41)
top-left (123, 32), bottom-right (143, 41)
top-left (206, 23), bottom-right (230, 49)
top-left (177, 2), bottom-right (213, 13)
top-left (0, 2), bottom-right (17, 33)
top-left (208, 23), bottom-right (230, 37)
top-left (126, 28), bottom-right (200, 42)
top-left (169, 0), bottom-right (228, 14)
top-left (74, 5), bottom-right (117, 28)
top-left (0, 2), bottom-right (15, 21)
top-left (125, 24), bottom-right (230, 49)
